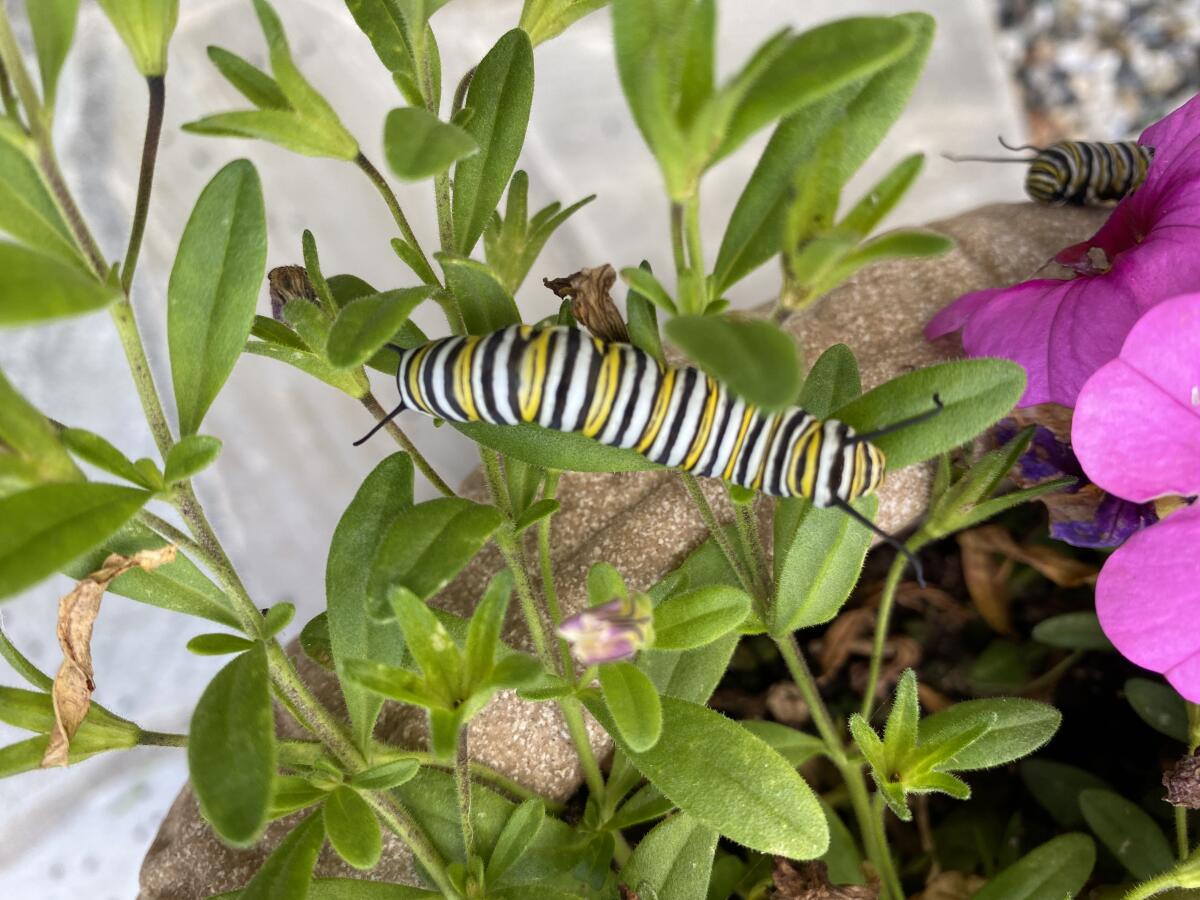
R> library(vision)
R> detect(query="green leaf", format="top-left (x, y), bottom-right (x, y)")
top-left (0, 367), bottom-right (80, 487)
top-left (1079, 789), bottom-right (1174, 880)
top-left (587, 562), bottom-right (627, 606)
top-left (384, 107), bottom-right (478, 181)
top-left (797, 344), bottom-right (861, 419)
top-left (239, 810), bottom-right (326, 900)
top-left (269, 775), bottom-right (328, 820)
top-left (95, 0), bottom-right (178, 76)
top-left (665, 317), bottom-right (801, 411)
top-left (349, 758), bottom-right (420, 791)
top-left (971, 834), bottom-right (1095, 900)
top-left (206, 46), bottom-right (288, 109)
top-left (343, 659), bottom-right (439, 709)
top-left (883, 669), bottom-right (919, 759)
top-left (188, 644), bottom-right (276, 846)
top-left (918, 698), bottom-right (1061, 771)
top-left (0, 482), bottom-right (149, 599)
top-left (0, 627), bottom-right (54, 690)
top-left (453, 29), bottom-right (534, 254)
top-left (835, 359), bottom-right (1027, 469)
top-left (586, 693), bottom-right (828, 859)
top-left (342, 0), bottom-right (419, 104)
top-left (299, 612), bottom-right (334, 670)
top-left (716, 17), bottom-right (913, 162)
top-left (826, 229), bottom-right (952, 286)
top-left (771, 495), bottom-right (875, 635)
top-left (464, 571), bottom-right (513, 688)
top-left (61, 428), bottom-right (157, 488)
top-left (388, 586), bottom-right (463, 704)
top-left (620, 812), bottom-right (718, 900)
top-left (819, 799), bottom-right (865, 886)
top-left (620, 267), bottom-right (676, 316)
top-left (0, 686), bottom-right (136, 744)
top-left (186, 633), bottom-right (256, 655)
top-left (519, 0), bottom-right (609, 46)
top-left (184, 110), bottom-right (356, 159)
top-left (326, 288), bottom-right (432, 369)
top-left (323, 786), bottom-right (382, 870)
top-left (487, 797), bottom-right (545, 883)
top-left (454, 418), bottom-right (660, 474)
top-left (625, 265), bottom-right (665, 362)
top-left (600, 661), bottom-right (663, 753)
top-left (163, 435), bottom-right (223, 484)
top-left (1020, 759), bottom-right (1110, 829)
top-left (244, 340), bottom-right (370, 398)
top-left (1032, 611), bottom-right (1114, 651)
top-left (327, 453), bottom-right (413, 750)
top-left (739, 720), bottom-right (826, 767)
top-left (65, 521), bottom-right (240, 628)
top-left (651, 586), bottom-right (751, 651)
top-left (1126, 678), bottom-right (1189, 742)
top-left (436, 254), bottom-right (522, 335)
top-left (28, 0), bottom-right (80, 108)
top-left (607, 783), bottom-right (673, 831)
top-left (839, 154), bottom-right (924, 239)
top-left (0, 243), bottom-right (120, 326)
top-left (262, 602), bottom-right (295, 637)
top-left (513, 499), bottom-right (559, 534)
top-left (369, 497), bottom-right (504, 604)
top-left (0, 125), bottom-right (83, 268)
top-left (168, 160), bottom-right (266, 436)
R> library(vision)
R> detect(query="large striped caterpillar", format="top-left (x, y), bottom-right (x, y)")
top-left (361, 324), bottom-right (942, 566)
top-left (946, 138), bottom-right (1154, 206)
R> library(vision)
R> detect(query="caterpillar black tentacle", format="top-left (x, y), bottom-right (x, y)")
top-left (944, 138), bottom-right (1155, 206)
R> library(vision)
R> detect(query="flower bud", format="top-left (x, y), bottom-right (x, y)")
top-left (557, 594), bottom-right (654, 665)
top-left (1164, 751), bottom-right (1200, 810)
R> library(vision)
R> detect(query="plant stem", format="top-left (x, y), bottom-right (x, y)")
top-left (732, 498), bottom-right (769, 598)
top-left (537, 471), bottom-right (576, 677)
top-left (121, 76), bottom-right (165, 293)
top-left (369, 793), bottom-right (460, 898)
top-left (361, 392), bottom-right (455, 497)
top-left (434, 172), bottom-right (455, 252)
top-left (683, 196), bottom-right (705, 313)
top-left (451, 66), bottom-right (476, 117)
top-left (679, 473), bottom-right (755, 594)
top-left (1123, 872), bottom-right (1188, 900)
top-left (111, 299), bottom-right (176, 458)
top-left (456, 726), bottom-right (475, 861)
top-left (138, 730), bottom-right (188, 747)
top-left (137, 509), bottom-right (210, 563)
top-left (561, 695), bottom-right (606, 800)
top-left (0, 9), bottom-right (41, 134)
top-left (355, 152), bottom-right (433, 277)
top-left (0, 55), bottom-right (18, 121)
top-left (860, 546), bottom-right (914, 720)
top-left (669, 203), bottom-right (687, 274)
top-left (1177, 806), bottom-right (1190, 861)
top-left (775, 632), bottom-right (905, 899)
top-left (872, 792), bottom-right (906, 900)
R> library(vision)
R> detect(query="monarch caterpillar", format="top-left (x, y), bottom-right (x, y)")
top-left (360, 325), bottom-right (942, 574)
top-left (945, 138), bottom-right (1154, 206)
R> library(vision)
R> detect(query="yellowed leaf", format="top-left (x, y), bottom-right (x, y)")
top-left (42, 545), bottom-right (176, 768)
top-left (957, 528), bottom-right (1014, 634)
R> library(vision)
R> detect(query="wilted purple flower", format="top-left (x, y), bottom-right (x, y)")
top-left (926, 93), bottom-right (1200, 407)
top-left (557, 595), bottom-right (654, 665)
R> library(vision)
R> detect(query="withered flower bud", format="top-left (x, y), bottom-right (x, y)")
top-left (543, 264), bottom-right (630, 343)
top-left (771, 859), bottom-right (878, 899)
top-left (268, 265), bottom-right (317, 321)
top-left (1164, 751), bottom-right (1200, 809)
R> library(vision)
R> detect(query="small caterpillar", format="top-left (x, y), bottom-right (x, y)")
top-left (945, 138), bottom-right (1154, 206)
top-left (360, 325), bottom-right (941, 571)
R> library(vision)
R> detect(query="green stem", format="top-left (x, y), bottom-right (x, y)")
top-left (1123, 872), bottom-right (1188, 900)
top-left (138, 730), bottom-right (188, 747)
top-left (355, 152), bottom-right (434, 277)
top-left (683, 196), bottom-right (705, 313)
top-left (137, 508), bottom-right (210, 563)
top-left (434, 172), bottom-right (455, 252)
top-left (368, 747), bottom-right (567, 813)
top-left (121, 75), bottom-right (165, 294)
top-left (361, 392), bottom-right (455, 497)
top-left (1177, 806), bottom-right (1189, 861)
top-left (776, 633), bottom-right (904, 899)
top-left (537, 471), bottom-right (575, 676)
top-left (860, 544), bottom-right (916, 720)
top-left (369, 793), bottom-right (460, 898)
top-left (732, 499), bottom-right (768, 598)
top-left (0, 9), bottom-right (42, 135)
top-left (872, 792), bottom-right (906, 900)
top-left (266, 641), bottom-right (361, 767)
top-left (669, 202), bottom-right (687, 274)
top-left (0, 54), bottom-right (18, 121)
top-left (456, 726), bottom-right (475, 861)
top-left (679, 473), bottom-right (755, 595)
top-left (110, 299), bottom-right (175, 458)
top-left (561, 695), bottom-right (606, 801)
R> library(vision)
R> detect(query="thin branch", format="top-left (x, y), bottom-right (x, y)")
top-left (121, 76), bottom-right (165, 293)
top-left (355, 152), bottom-right (434, 279)
top-left (361, 392), bottom-right (455, 497)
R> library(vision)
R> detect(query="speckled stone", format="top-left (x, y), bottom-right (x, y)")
top-left (138, 202), bottom-right (1108, 898)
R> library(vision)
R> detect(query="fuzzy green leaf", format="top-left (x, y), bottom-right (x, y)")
top-left (464, 571), bottom-right (513, 688)
top-left (665, 316), bottom-right (801, 411)
top-left (164, 435), bottom-right (223, 484)
top-left (0, 127), bottom-right (83, 266)
top-left (486, 797), bottom-right (545, 883)
top-left (28, 0), bottom-right (80, 108)
top-left (797, 343), bottom-right (861, 419)
top-left (651, 585), bottom-right (751, 651)
top-left (453, 420), bottom-right (660, 473)
top-left (519, 0), bottom-right (609, 46)
top-left (384, 107), bottom-right (478, 181)
top-left (739, 720), bottom-right (826, 767)
top-left (0, 368), bottom-right (80, 486)
top-left (0, 243), bottom-right (120, 326)
top-left (839, 154), bottom-right (924, 239)
top-left (619, 812), bottom-right (718, 900)
top-left (186, 633), bottom-right (257, 656)
top-left (1079, 789), bottom-right (1174, 881)
top-left (188, 644), bottom-right (276, 846)
top-left (326, 288), bottom-right (432, 369)
top-left (95, 0), bottom-right (177, 76)
top-left (600, 661), bottom-right (663, 753)
top-left (324, 786), bottom-right (382, 870)
top-left (206, 46), bottom-right (288, 109)
top-left (349, 758), bottom-right (420, 792)
top-left (971, 834), bottom-right (1095, 900)
top-left (1032, 611), bottom-right (1114, 651)
top-left (61, 428), bottom-right (157, 488)
top-left (239, 810), bottom-right (326, 899)
top-left (1020, 759), bottom-right (1111, 829)
top-left (1125, 678), bottom-right (1189, 742)
top-left (437, 254), bottom-right (521, 335)
top-left (918, 698), bottom-right (1060, 771)
top-left (168, 160), bottom-right (266, 436)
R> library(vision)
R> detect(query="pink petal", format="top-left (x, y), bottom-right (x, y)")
top-left (1073, 294), bottom-right (1200, 501)
top-left (1096, 503), bottom-right (1200, 702)
top-left (1139, 93), bottom-right (1200, 175)
top-left (925, 286), bottom-right (1005, 340)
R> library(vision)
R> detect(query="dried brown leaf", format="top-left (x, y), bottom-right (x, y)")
top-left (819, 608), bottom-right (875, 678)
top-left (42, 545), bottom-right (176, 767)
top-left (913, 871), bottom-right (987, 900)
top-left (960, 524), bottom-right (1096, 589)
top-left (543, 264), bottom-right (630, 343)
top-left (772, 859), bottom-right (878, 899)
top-left (765, 681), bottom-right (810, 727)
top-left (268, 265), bottom-right (316, 320)
top-left (956, 528), bottom-right (1014, 634)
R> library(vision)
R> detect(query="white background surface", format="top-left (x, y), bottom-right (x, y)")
top-left (0, 1), bottom-right (1024, 895)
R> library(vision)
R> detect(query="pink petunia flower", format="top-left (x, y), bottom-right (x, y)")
top-left (1071, 294), bottom-right (1200, 701)
top-left (926, 94), bottom-right (1200, 408)
top-left (557, 594), bottom-right (655, 665)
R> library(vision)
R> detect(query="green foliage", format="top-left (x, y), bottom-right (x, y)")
top-left (27, 0), bottom-right (79, 109)
top-left (486, 798), bottom-right (545, 883)
top-left (1079, 788), bottom-right (1174, 880)
top-left (0, 124), bottom-right (84, 266)
top-left (326, 288), bottom-right (433, 368)
top-left (0, 242), bottom-right (121, 326)
top-left (600, 661), bottom-right (663, 752)
top-left (651, 586), bottom-right (751, 650)
top-left (384, 107), bottom-right (478, 181)
top-left (61, 427), bottom-right (162, 490)
top-left (186, 0), bottom-right (358, 159)
top-left (239, 810), bottom-right (327, 899)
top-left (917, 698), bottom-right (1061, 771)
top-left (739, 720), bottom-right (826, 767)
top-left (164, 435), bottom-right (222, 484)
top-left (1126, 678), bottom-right (1189, 742)
top-left (168, 160), bottom-right (266, 436)
top-left (343, 0), bottom-right (442, 108)
top-left (520, 0), bottom-right (609, 45)
top-left (324, 786), bottom-right (383, 870)
top-left (96, 0), bottom-right (177, 76)
top-left (188, 644), bottom-right (276, 847)
top-left (1020, 759), bottom-right (1111, 829)
top-left (970, 834), bottom-right (1096, 900)
top-left (664, 316), bottom-right (802, 411)
top-left (619, 813), bottom-right (718, 900)
top-left (437, 254), bottom-right (522, 334)
top-left (1032, 611), bottom-right (1114, 651)
top-left (452, 29), bottom-right (534, 254)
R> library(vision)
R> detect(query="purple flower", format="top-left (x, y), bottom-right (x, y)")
top-left (557, 595), bottom-right (654, 665)
top-left (926, 94), bottom-right (1200, 408)
top-left (1071, 294), bottom-right (1200, 701)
